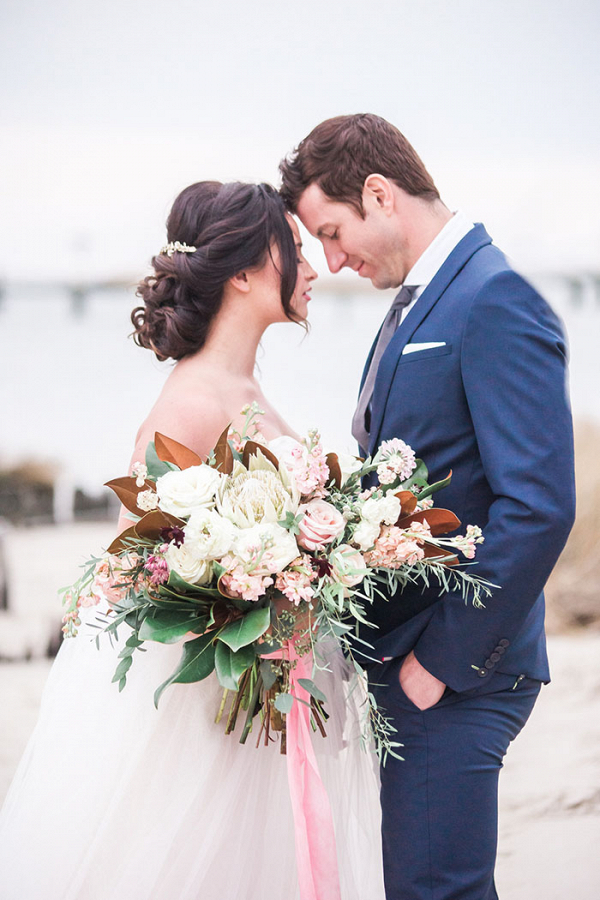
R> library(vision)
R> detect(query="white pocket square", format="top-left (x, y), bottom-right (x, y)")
top-left (402, 341), bottom-right (446, 355)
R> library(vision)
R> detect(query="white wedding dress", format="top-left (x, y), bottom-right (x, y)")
top-left (0, 598), bottom-right (386, 899)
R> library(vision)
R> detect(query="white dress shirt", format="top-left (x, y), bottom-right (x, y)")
top-left (400, 211), bottom-right (474, 322)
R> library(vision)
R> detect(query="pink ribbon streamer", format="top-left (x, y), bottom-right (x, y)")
top-left (262, 642), bottom-right (341, 900)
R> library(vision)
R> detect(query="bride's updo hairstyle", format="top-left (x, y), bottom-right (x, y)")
top-left (132, 181), bottom-right (298, 361)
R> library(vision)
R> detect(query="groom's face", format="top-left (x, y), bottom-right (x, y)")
top-left (296, 183), bottom-right (403, 290)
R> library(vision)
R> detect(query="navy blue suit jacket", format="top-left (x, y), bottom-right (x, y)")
top-left (358, 225), bottom-right (575, 693)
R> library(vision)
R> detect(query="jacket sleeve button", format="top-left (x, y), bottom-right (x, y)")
top-left (490, 652), bottom-right (501, 662)
top-left (477, 668), bottom-right (488, 677)
top-left (498, 639), bottom-right (510, 648)
top-left (495, 645), bottom-right (506, 654)
top-left (484, 659), bottom-right (494, 669)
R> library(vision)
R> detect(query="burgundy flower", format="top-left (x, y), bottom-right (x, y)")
top-left (159, 525), bottom-right (185, 547)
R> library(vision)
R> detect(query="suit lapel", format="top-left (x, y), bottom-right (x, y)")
top-left (367, 224), bottom-right (493, 454)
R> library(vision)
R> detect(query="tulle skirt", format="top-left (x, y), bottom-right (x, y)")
top-left (0, 605), bottom-right (385, 900)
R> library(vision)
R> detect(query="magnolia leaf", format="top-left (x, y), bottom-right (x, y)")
top-left (218, 604), bottom-right (271, 652)
top-left (145, 440), bottom-right (175, 479)
top-left (154, 432), bottom-right (203, 470)
top-left (325, 452), bottom-right (342, 489)
top-left (395, 490), bottom-right (418, 516)
top-left (138, 611), bottom-right (208, 644)
top-left (242, 440), bottom-right (280, 471)
top-left (213, 424), bottom-right (234, 475)
top-left (422, 543), bottom-right (459, 566)
top-left (417, 471), bottom-right (453, 502)
top-left (146, 595), bottom-right (201, 611)
top-left (274, 692), bottom-right (294, 714)
top-left (153, 632), bottom-right (216, 707)
top-left (106, 525), bottom-right (139, 555)
top-left (104, 476), bottom-right (156, 515)
top-left (398, 508), bottom-right (461, 536)
top-left (214, 641), bottom-right (256, 691)
top-left (134, 510), bottom-right (185, 542)
top-left (164, 568), bottom-right (219, 597)
top-left (297, 678), bottom-right (327, 703)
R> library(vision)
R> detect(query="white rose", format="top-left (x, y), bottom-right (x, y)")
top-left (184, 509), bottom-right (237, 561)
top-left (268, 435), bottom-right (304, 469)
top-left (361, 494), bottom-right (401, 527)
top-left (156, 465), bottom-right (222, 518)
top-left (352, 520), bottom-right (380, 552)
top-left (164, 543), bottom-right (213, 585)
top-left (233, 523), bottom-right (300, 575)
top-left (335, 452), bottom-right (364, 486)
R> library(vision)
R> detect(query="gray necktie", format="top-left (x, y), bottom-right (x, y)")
top-left (351, 284), bottom-right (417, 451)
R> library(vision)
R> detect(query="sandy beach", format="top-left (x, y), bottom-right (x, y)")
top-left (1, 524), bottom-right (599, 897)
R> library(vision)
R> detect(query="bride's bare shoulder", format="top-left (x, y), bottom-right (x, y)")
top-left (131, 388), bottom-right (230, 469)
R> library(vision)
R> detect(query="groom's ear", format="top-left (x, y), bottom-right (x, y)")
top-left (362, 174), bottom-right (395, 217)
top-left (229, 271), bottom-right (251, 293)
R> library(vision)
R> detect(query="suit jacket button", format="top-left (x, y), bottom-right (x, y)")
top-left (490, 652), bottom-right (501, 663)
top-left (484, 659), bottom-right (494, 669)
top-left (477, 668), bottom-right (488, 677)
top-left (498, 639), bottom-right (510, 648)
top-left (495, 645), bottom-right (506, 654)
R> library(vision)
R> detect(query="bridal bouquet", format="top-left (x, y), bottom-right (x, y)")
top-left (61, 405), bottom-right (491, 760)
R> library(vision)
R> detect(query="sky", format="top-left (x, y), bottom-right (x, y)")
top-left (1, 0), bottom-right (599, 281)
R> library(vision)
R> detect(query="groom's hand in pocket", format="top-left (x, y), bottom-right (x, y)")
top-left (399, 651), bottom-right (446, 710)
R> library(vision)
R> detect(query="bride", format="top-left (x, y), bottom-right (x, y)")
top-left (0, 180), bottom-right (385, 900)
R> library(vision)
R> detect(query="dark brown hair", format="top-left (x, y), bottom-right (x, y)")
top-left (132, 181), bottom-right (298, 361)
top-left (279, 113), bottom-right (440, 216)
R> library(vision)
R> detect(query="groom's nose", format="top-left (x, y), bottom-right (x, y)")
top-left (324, 247), bottom-right (347, 273)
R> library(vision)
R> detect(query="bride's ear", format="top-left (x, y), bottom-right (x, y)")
top-left (228, 271), bottom-right (251, 294)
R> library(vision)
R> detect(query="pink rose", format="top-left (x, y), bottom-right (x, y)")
top-left (297, 499), bottom-right (345, 551)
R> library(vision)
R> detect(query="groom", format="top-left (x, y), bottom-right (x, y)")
top-left (280, 114), bottom-right (576, 899)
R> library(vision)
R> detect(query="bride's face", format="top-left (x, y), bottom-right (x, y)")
top-left (245, 215), bottom-right (317, 326)
top-left (287, 214), bottom-right (318, 322)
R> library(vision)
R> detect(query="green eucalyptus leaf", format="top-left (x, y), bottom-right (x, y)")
top-left (219, 605), bottom-right (271, 653)
top-left (297, 678), bottom-right (327, 703)
top-left (145, 441), bottom-right (175, 479)
top-left (153, 632), bottom-right (216, 708)
top-left (259, 658), bottom-right (278, 690)
top-left (274, 692), bottom-right (294, 714)
top-left (138, 611), bottom-right (208, 644)
top-left (111, 655), bottom-right (133, 683)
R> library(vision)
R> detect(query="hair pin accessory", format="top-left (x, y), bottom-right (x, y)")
top-left (160, 241), bottom-right (197, 257)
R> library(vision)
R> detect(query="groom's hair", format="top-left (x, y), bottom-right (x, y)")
top-left (279, 114), bottom-right (439, 217)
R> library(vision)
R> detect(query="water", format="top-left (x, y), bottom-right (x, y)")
top-left (1, 277), bottom-right (598, 496)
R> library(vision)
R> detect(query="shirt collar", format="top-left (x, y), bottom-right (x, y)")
top-left (404, 210), bottom-right (474, 291)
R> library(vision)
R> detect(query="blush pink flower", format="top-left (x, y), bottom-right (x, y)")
top-left (376, 438), bottom-right (417, 485)
top-left (297, 499), bottom-right (346, 551)
top-left (330, 544), bottom-right (367, 589)
top-left (220, 561), bottom-right (274, 603)
top-left (275, 567), bottom-right (316, 605)
top-left (365, 522), bottom-right (431, 569)
top-left (145, 553), bottom-right (169, 585)
top-left (453, 524), bottom-right (485, 559)
top-left (92, 555), bottom-right (133, 605)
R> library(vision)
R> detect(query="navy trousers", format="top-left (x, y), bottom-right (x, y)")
top-left (370, 656), bottom-right (541, 900)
